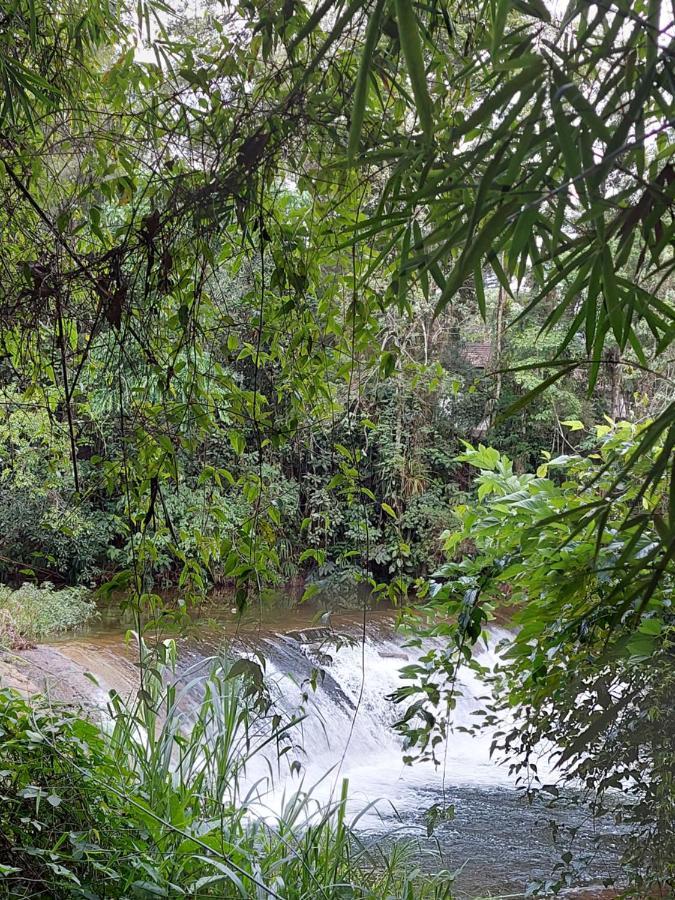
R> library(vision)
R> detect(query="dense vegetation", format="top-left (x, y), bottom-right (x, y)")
top-left (0, 0), bottom-right (673, 895)
top-left (395, 424), bottom-right (675, 891)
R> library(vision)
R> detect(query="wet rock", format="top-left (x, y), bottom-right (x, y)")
top-left (286, 626), bottom-right (334, 643)
top-left (377, 650), bottom-right (408, 660)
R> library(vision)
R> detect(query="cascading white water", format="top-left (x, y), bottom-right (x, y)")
top-left (26, 619), bottom-right (516, 827)
top-left (227, 624), bottom-right (517, 827)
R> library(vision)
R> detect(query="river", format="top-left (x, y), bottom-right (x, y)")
top-left (0, 596), bottom-right (623, 898)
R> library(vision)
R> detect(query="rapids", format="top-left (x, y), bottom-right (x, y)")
top-left (0, 602), bottom-right (622, 896)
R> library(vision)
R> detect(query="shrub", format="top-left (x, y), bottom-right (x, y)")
top-left (0, 582), bottom-right (98, 648)
top-left (394, 425), bottom-right (675, 894)
top-left (0, 486), bottom-right (113, 584)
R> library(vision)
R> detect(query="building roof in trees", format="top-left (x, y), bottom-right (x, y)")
top-left (462, 342), bottom-right (492, 369)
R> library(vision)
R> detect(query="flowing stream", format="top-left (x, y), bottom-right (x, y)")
top-left (0, 600), bottom-right (622, 897)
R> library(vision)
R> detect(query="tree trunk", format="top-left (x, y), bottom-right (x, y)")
top-left (608, 347), bottom-right (625, 419)
top-left (489, 277), bottom-right (508, 427)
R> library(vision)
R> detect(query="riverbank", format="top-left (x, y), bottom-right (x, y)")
top-left (0, 582), bottom-right (98, 650)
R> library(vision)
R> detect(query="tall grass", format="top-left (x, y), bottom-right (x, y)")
top-left (0, 582), bottom-right (97, 647)
top-left (0, 637), bottom-right (455, 897)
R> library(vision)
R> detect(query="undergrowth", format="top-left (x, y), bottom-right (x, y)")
top-left (0, 583), bottom-right (98, 649)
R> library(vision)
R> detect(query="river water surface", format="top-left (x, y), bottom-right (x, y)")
top-left (1, 597), bottom-right (623, 898)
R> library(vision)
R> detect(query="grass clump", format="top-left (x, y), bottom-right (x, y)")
top-left (0, 582), bottom-right (98, 648)
top-left (0, 638), bottom-right (455, 898)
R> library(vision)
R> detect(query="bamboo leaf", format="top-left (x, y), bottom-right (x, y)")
top-left (601, 246), bottom-right (625, 345)
top-left (492, 0), bottom-right (511, 55)
top-left (348, 0), bottom-right (386, 163)
top-left (394, 0), bottom-right (434, 142)
top-left (474, 265), bottom-right (486, 320)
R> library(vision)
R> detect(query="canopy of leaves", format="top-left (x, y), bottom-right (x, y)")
top-left (0, 0), bottom-right (673, 893)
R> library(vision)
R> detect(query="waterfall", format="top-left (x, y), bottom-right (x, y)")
top-left (241, 626), bottom-right (513, 825)
top-left (2, 614), bottom-right (621, 894)
top-left (12, 617), bottom-right (515, 829)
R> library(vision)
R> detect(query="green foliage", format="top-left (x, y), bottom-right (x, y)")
top-left (0, 583), bottom-right (97, 647)
top-left (0, 487), bottom-right (112, 585)
top-left (394, 423), bottom-right (675, 892)
top-left (0, 0), bottom-right (671, 893)
top-left (0, 388), bottom-right (114, 583)
top-left (0, 0), bottom-right (135, 127)
top-left (0, 642), bottom-right (455, 898)
top-left (2, 0), bottom-right (668, 605)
